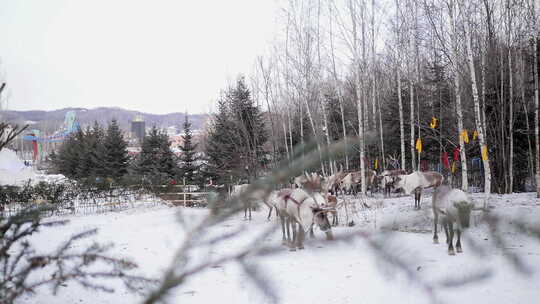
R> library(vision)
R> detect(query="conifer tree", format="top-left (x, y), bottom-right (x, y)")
top-left (205, 76), bottom-right (267, 183)
top-left (136, 126), bottom-right (177, 181)
top-left (102, 119), bottom-right (129, 179)
top-left (179, 115), bottom-right (199, 184)
top-left (76, 122), bottom-right (104, 179)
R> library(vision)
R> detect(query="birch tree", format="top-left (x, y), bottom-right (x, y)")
top-left (461, 0), bottom-right (491, 206)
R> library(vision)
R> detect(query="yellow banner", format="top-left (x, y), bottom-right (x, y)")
top-left (451, 161), bottom-right (456, 173)
top-left (415, 138), bottom-right (423, 153)
top-left (481, 145), bottom-right (489, 161)
top-left (473, 130), bottom-right (478, 141)
top-left (375, 158), bottom-right (378, 170)
top-left (460, 129), bottom-right (470, 144)
top-left (430, 117), bottom-right (438, 129)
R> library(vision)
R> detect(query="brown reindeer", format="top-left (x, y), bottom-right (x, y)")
top-left (340, 170), bottom-right (377, 195)
top-left (379, 169), bottom-right (407, 197)
top-left (323, 195), bottom-right (339, 226)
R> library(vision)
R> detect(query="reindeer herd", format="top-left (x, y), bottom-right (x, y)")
top-left (229, 168), bottom-right (483, 255)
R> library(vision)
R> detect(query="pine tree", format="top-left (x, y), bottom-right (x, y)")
top-left (179, 115), bottom-right (199, 184)
top-left (76, 122), bottom-right (105, 179)
top-left (136, 126), bottom-right (177, 181)
top-left (205, 97), bottom-right (239, 184)
top-left (102, 119), bottom-right (129, 179)
top-left (205, 76), bottom-right (267, 183)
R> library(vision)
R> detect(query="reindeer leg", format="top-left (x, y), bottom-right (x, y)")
top-left (448, 222), bottom-right (455, 256)
top-left (433, 212), bottom-right (439, 244)
top-left (280, 213), bottom-right (287, 245)
top-left (248, 202), bottom-right (252, 220)
top-left (267, 205), bottom-right (273, 221)
top-left (309, 226), bottom-right (314, 239)
top-left (442, 219), bottom-right (449, 244)
top-left (297, 226), bottom-right (305, 250)
top-left (456, 229), bottom-right (463, 253)
top-left (289, 221), bottom-right (297, 251)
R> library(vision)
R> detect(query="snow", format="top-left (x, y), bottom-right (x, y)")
top-left (0, 149), bottom-right (37, 185)
top-left (0, 148), bottom-right (66, 186)
top-left (17, 191), bottom-right (540, 304)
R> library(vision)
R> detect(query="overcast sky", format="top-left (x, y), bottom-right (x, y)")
top-left (0, 0), bottom-right (278, 114)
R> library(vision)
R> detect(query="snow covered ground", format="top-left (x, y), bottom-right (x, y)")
top-left (0, 148), bottom-right (66, 186)
top-left (18, 191), bottom-right (540, 304)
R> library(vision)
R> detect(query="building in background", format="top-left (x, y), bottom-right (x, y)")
top-left (130, 115), bottom-right (145, 142)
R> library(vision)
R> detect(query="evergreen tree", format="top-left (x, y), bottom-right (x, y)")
top-left (76, 122), bottom-right (105, 179)
top-left (102, 119), bottom-right (129, 179)
top-left (179, 115), bottom-right (199, 184)
top-left (53, 130), bottom-right (83, 178)
top-left (205, 76), bottom-right (268, 183)
top-left (205, 97), bottom-right (242, 184)
top-left (136, 126), bottom-right (177, 181)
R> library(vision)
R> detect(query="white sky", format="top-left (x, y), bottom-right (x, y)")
top-left (0, 0), bottom-right (278, 114)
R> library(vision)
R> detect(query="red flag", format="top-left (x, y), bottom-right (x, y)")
top-left (453, 148), bottom-right (460, 161)
top-left (442, 152), bottom-right (450, 169)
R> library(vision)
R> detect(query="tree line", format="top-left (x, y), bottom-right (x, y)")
top-left (51, 117), bottom-right (201, 186)
top-left (240, 0), bottom-right (540, 201)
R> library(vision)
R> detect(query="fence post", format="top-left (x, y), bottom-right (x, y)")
top-left (182, 178), bottom-right (186, 207)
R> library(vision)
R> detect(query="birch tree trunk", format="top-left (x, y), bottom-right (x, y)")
top-left (351, 0), bottom-right (366, 194)
top-left (463, 5), bottom-right (491, 206)
top-left (377, 86), bottom-right (385, 170)
top-left (449, 0), bottom-right (468, 191)
top-left (508, 43), bottom-right (514, 193)
top-left (396, 0), bottom-right (406, 171)
top-left (534, 34), bottom-right (540, 197)
top-left (328, 1), bottom-right (349, 170)
top-left (410, 82), bottom-right (416, 170)
top-left (398, 69), bottom-right (406, 171)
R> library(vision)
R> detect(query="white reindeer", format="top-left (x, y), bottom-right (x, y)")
top-left (432, 185), bottom-right (482, 255)
top-left (231, 184), bottom-right (274, 221)
top-left (275, 188), bottom-right (333, 250)
top-left (269, 189), bottom-right (295, 244)
top-left (393, 171), bottom-right (443, 209)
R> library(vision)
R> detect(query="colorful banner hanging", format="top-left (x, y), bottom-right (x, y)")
top-left (481, 145), bottom-right (489, 161)
top-left (415, 138), bottom-right (423, 153)
top-left (374, 158), bottom-right (379, 170)
top-left (451, 161), bottom-right (457, 173)
top-left (441, 152), bottom-right (450, 169)
top-left (473, 130), bottom-right (478, 141)
top-left (460, 129), bottom-right (470, 143)
top-left (430, 117), bottom-right (438, 129)
top-left (453, 147), bottom-right (460, 161)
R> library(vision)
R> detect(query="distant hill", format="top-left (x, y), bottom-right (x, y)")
top-left (1, 107), bottom-right (209, 134)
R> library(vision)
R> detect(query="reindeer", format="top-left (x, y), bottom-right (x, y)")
top-left (270, 189), bottom-right (294, 244)
top-left (275, 188), bottom-right (333, 250)
top-left (232, 184), bottom-right (275, 221)
top-left (432, 185), bottom-right (482, 255)
top-left (393, 171), bottom-right (443, 209)
top-left (340, 170), bottom-right (377, 195)
top-left (378, 169), bottom-right (407, 197)
top-left (322, 194), bottom-right (339, 226)
top-left (322, 171), bottom-right (346, 197)
top-left (294, 172), bottom-right (322, 189)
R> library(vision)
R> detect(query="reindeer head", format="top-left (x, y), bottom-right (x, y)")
top-left (311, 207), bottom-right (332, 232)
top-left (453, 201), bottom-right (475, 229)
top-left (303, 172), bottom-right (322, 193)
